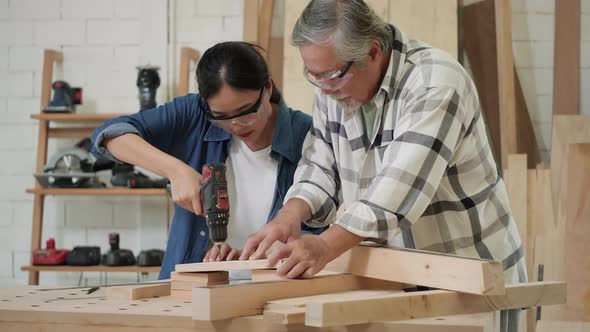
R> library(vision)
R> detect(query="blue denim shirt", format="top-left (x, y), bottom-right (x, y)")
top-left (91, 93), bottom-right (322, 279)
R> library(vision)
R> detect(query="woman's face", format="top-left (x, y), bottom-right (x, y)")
top-left (206, 83), bottom-right (274, 146)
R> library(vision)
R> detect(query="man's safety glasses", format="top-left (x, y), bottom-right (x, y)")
top-left (303, 61), bottom-right (354, 91)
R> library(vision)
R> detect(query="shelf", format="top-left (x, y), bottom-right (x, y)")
top-left (31, 113), bottom-right (126, 122)
top-left (21, 265), bottom-right (160, 273)
top-left (26, 188), bottom-right (169, 196)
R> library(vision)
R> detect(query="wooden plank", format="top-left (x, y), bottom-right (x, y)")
top-left (191, 274), bottom-right (402, 320)
top-left (305, 281), bottom-right (566, 327)
top-left (243, 0), bottom-right (259, 43)
top-left (324, 245), bottom-right (505, 295)
top-left (106, 283), bottom-right (171, 300)
top-left (171, 271), bottom-right (228, 283)
top-left (388, 0), bottom-right (458, 58)
top-left (504, 154), bottom-right (528, 274)
top-left (537, 321), bottom-right (590, 332)
top-left (40, 49), bottom-right (63, 110)
top-left (544, 115), bottom-right (590, 319)
top-left (463, 0), bottom-right (540, 168)
top-left (563, 144), bottom-right (590, 320)
top-left (47, 127), bottom-right (96, 138)
top-left (31, 113), bottom-right (125, 122)
top-left (175, 259), bottom-right (276, 273)
top-left (257, 0), bottom-right (273, 51)
top-left (552, 0), bottom-right (580, 115)
top-left (25, 188), bottom-right (168, 196)
top-left (21, 265), bottom-right (160, 273)
top-left (494, 0), bottom-right (517, 170)
top-left (251, 269), bottom-right (339, 282)
top-left (178, 47), bottom-right (200, 96)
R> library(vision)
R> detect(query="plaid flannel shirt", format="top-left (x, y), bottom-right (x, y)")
top-left (285, 25), bottom-right (526, 284)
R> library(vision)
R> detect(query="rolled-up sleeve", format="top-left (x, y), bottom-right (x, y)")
top-left (284, 92), bottom-right (341, 227)
top-left (91, 95), bottom-right (199, 163)
top-left (336, 86), bottom-right (465, 241)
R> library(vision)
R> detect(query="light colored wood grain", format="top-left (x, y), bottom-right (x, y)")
top-left (25, 188), bottom-right (168, 196)
top-left (243, 0), bottom-right (259, 44)
top-left (31, 113), bottom-right (125, 122)
top-left (552, 0), bottom-right (580, 115)
top-left (504, 155), bottom-right (529, 275)
top-left (544, 115), bottom-right (590, 319)
top-left (537, 321), bottom-right (590, 332)
top-left (305, 281), bottom-right (566, 327)
top-left (324, 245), bottom-right (505, 295)
top-left (251, 269), bottom-right (339, 282)
top-left (171, 271), bottom-right (228, 283)
top-left (47, 127), bottom-right (96, 138)
top-left (21, 265), bottom-right (160, 273)
top-left (463, 0), bottom-right (541, 168)
top-left (106, 283), bottom-right (171, 300)
top-left (191, 274), bottom-right (401, 320)
top-left (388, 0), bottom-right (458, 58)
top-left (178, 47), bottom-right (200, 96)
top-left (175, 259), bottom-right (276, 273)
top-left (257, 0), bottom-right (273, 51)
top-left (563, 144), bottom-right (590, 320)
top-left (494, 0), bottom-right (517, 171)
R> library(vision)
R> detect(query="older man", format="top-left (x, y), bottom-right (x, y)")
top-left (241, 1), bottom-right (526, 331)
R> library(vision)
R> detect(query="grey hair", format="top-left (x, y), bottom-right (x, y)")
top-left (290, 0), bottom-right (392, 64)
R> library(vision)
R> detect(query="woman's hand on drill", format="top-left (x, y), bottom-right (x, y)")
top-left (168, 163), bottom-right (203, 215)
top-left (203, 243), bottom-right (240, 262)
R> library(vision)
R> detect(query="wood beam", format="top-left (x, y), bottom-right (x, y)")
top-left (305, 281), bottom-right (566, 327)
top-left (175, 259), bottom-right (276, 273)
top-left (494, 0), bottom-right (517, 170)
top-left (552, 0), bottom-right (580, 115)
top-left (324, 245), bottom-right (505, 295)
top-left (105, 283), bottom-right (171, 300)
top-left (191, 274), bottom-right (402, 321)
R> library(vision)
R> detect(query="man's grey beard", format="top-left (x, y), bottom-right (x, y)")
top-left (329, 94), bottom-right (363, 111)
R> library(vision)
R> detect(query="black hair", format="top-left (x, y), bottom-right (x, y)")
top-left (196, 42), bottom-right (281, 104)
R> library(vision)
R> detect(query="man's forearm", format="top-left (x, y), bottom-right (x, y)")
top-left (279, 198), bottom-right (313, 225)
top-left (319, 224), bottom-right (364, 262)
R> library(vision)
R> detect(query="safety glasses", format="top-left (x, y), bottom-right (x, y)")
top-left (303, 61), bottom-right (354, 91)
top-left (202, 88), bottom-right (265, 128)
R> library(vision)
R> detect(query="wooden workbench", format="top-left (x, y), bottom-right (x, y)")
top-left (0, 286), bottom-right (497, 332)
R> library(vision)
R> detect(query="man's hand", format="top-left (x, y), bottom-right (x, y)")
top-left (239, 214), bottom-right (301, 260)
top-left (240, 198), bottom-right (312, 260)
top-left (203, 243), bottom-right (240, 262)
top-left (269, 235), bottom-right (331, 279)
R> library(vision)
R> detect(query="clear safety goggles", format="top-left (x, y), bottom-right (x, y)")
top-left (203, 88), bottom-right (265, 128)
top-left (303, 61), bottom-right (354, 91)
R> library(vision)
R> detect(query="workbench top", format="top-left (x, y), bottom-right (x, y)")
top-left (0, 286), bottom-right (496, 332)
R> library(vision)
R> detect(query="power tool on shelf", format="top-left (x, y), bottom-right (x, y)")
top-left (43, 80), bottom-right (82, 113)
top-left (66, 246), bottom-right (101, 266)
top-left (102, 233), bottom-right (136, 266)
top-left (136, 66), bottom-right (160, 111)
top-left (136, 249), bottom-right (165, 267)
top-left (200, 163), bottom-right (230, 245)
top-left (32, 238), bottom-right (70, 265)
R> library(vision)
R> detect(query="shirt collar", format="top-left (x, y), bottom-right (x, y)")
top-left (203, 97), bottom-right (299, 163)
top-left (379, 24), bottom-right (408, 101)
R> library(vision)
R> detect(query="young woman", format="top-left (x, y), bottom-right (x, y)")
top-left (91, 42), bottom-right (322, 279)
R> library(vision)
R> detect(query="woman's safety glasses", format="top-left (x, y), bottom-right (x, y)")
top-left (202, 88), bottom-right (265, 128)
top-left (303, 61), bottom-right (354, 91)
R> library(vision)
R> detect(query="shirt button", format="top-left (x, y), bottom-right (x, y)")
top-left (200, 231), bottom-right (206, 237)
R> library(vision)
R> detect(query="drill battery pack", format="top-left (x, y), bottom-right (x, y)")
top-left (136, 249), bottom-right (164, 267)
top-left (32, 238), bottom-right (70, 265)
top-left (66, 246), bottom-right (101, 266)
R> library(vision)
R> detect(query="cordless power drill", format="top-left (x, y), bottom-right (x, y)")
top-left (200, 163), bottom-right (230, 245)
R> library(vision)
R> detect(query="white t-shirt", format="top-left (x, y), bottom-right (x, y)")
top-left (224, 136), bottom-right (278, 250)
